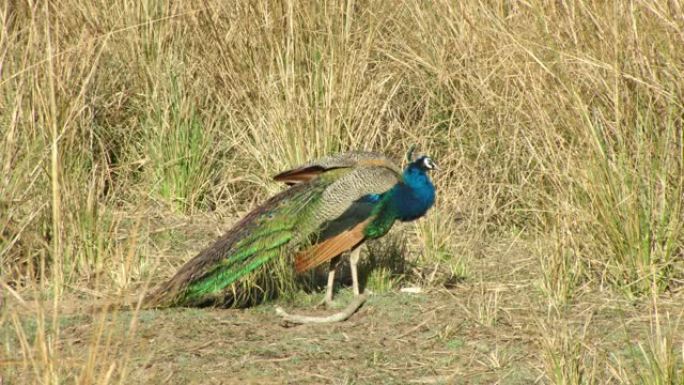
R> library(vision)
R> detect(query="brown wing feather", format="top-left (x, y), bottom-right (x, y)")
top-left (294, 217), bottom-right (372, 273)
top-left (273, 151), bottom-right (402, 185)
top-left (272, 165), bottom-right (326, 185)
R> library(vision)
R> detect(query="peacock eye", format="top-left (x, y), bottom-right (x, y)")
top-left (422, 157), bottom-right (434, 169)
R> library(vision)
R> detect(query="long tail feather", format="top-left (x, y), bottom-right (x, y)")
top-left (144, 181), bottom-right (326, 308)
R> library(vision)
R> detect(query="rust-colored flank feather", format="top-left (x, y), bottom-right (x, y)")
top-left (294, 218), bottom-right (372, 273)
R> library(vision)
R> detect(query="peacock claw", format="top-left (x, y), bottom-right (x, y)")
top-left (315, 297), bottom-right (335, 309)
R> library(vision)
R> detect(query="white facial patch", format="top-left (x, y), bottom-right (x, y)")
top-left (422, 156), bottom-right (435, 169)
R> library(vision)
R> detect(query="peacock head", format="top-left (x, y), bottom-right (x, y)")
top-left (414, 155), bottom-right (438, 171)
top-left (406, 145), bottom-right (439, 172)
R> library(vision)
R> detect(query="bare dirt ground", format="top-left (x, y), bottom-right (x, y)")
top-left (5, 228), bottom-right (682, 385)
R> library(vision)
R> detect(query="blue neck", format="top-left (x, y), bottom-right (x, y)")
top-left (390, 163), bottom-right (435, 221)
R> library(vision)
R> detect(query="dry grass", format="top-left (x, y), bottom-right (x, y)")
top-left (2, 0), bottom-right (684, 383)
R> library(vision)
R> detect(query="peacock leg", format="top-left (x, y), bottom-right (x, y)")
top-left (317, 255), bottom-right (340, 307)
top-left (349, 246), bottom-right (361, 296)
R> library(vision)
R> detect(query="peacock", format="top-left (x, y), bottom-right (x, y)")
top-left (143, 148), bottom-right (437, 312)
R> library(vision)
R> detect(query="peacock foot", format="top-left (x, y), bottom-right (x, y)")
top-left (314, 295), bottom-right (335, 309)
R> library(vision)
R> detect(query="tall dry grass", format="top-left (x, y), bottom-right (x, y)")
top-left (1, 0), bottom-right (683, 383)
